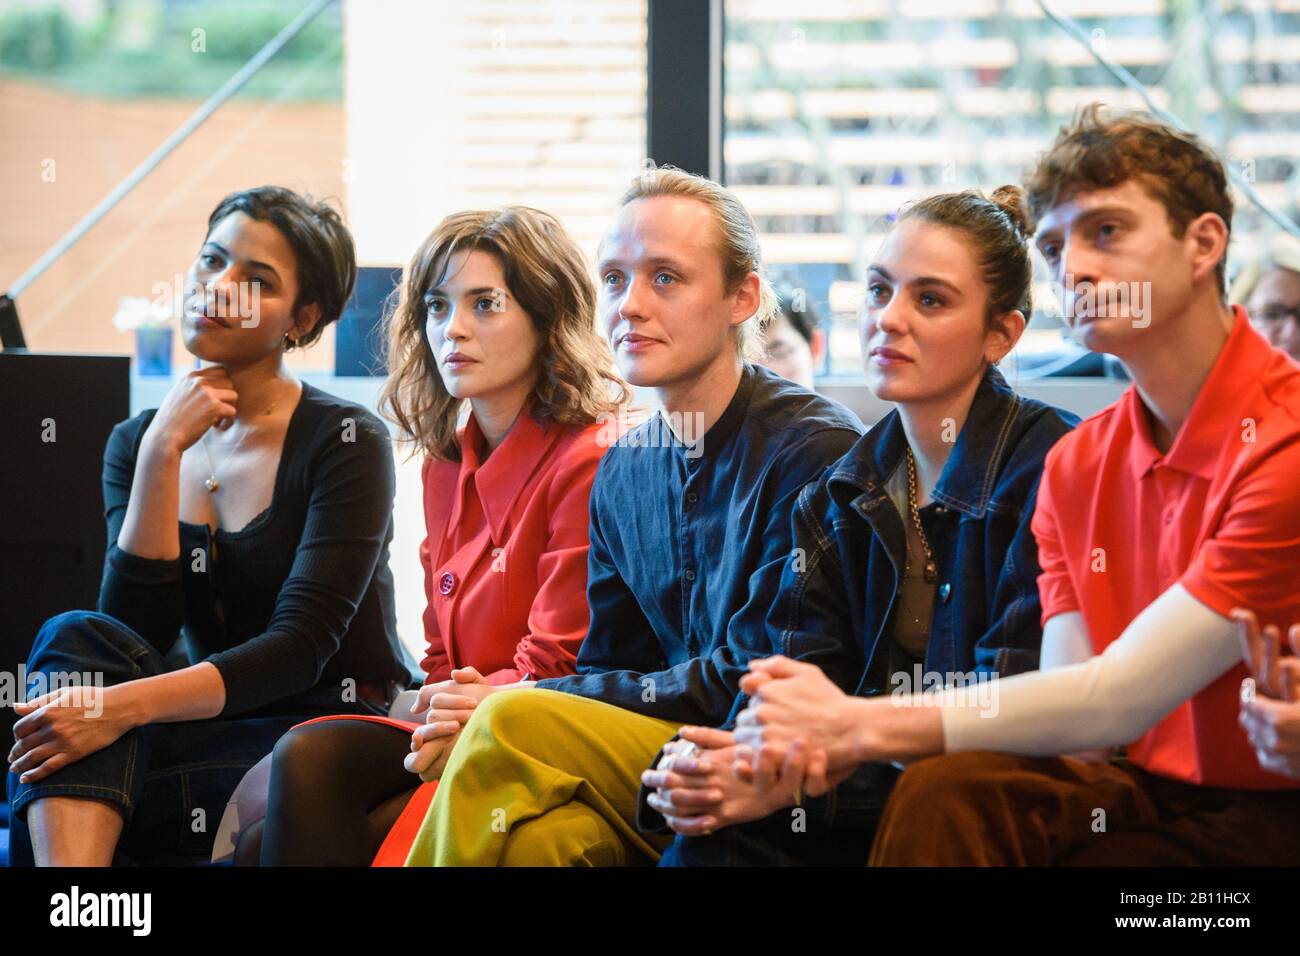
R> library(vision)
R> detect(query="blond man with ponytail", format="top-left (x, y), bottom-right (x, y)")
top-left (403, 166), bottom-right (864, 866)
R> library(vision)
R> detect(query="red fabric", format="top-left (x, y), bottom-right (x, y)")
top-left (391, 413), bottom-right (607, 864)
top-left (1032, 306), bottom-right (1300, 789)
top-left (284, 412), bottom-right (609, 866)
top-left (371, 780), bottom-right (437, 867)
top-left (418, 411), bottom-right (608, 685)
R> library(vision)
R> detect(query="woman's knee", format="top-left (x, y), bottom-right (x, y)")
top-left (27, 610), bottom-right (154, 679)
top-left (268, 723), bottom-right (346, 793)
top-left (268, 719), bottom-right (401, 797)
top-left (233, 819), bottom-right (265, 866)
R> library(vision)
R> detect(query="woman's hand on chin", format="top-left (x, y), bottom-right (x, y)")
top-left (144, 366), bottom-right (240, 457)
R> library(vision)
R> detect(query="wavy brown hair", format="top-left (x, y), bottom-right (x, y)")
top-left (1024, 103), bottom-right (1233, 295)
top-left (380, 206), bottom-right (630, 462)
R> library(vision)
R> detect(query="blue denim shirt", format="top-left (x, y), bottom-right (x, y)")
top-left (639, 365), bottom-right (1079, 842)
top-left (535, 362), bottom-right (864, 726)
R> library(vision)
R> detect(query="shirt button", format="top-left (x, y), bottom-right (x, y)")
top-left (938, 582), bottom-right (952, 602)
top-left (935, 505), bottom-right (948, 515)
top-left (686, 491), bottom-right (699, 506)
top-left (438, 571), bottom-right (457, 596)
top-left (1164, 509), bottom-right (1175, 525)
top-left (684, 569), bottom-right (696, 582)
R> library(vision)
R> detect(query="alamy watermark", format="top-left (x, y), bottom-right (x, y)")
top-left (1, 666), bottom-right (106, 717)
top-left (596, 407), bottom-right (707, 459)
top-left (889, 665), bottom-right (1000, 718)
top-left (1060, 274), bottom-right (1152, 328)
top-left (156, 272), bottom-right (262, 327)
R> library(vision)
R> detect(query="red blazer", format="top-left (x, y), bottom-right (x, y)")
top-left (418, 408), bottom-right (608, 685)
top-left (304, 408), bottom-right (610, 866)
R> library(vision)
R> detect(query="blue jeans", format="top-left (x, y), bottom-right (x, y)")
top-left (6, 610), bottom-right (385, 866)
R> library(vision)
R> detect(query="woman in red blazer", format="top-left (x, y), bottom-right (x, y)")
top-left (219, 206), bottom-right (629, 865)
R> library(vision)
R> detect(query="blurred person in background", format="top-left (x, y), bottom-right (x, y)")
top-left (758, 278), bottom-right (826, 389)
top-left (1231, 231), bottom-right (1300, 363)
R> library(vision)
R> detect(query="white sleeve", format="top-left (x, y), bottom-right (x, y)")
top-left (940, 584), bottom-right (1243, 755)
top-left (1038, 610), bottom-right (1094, 670)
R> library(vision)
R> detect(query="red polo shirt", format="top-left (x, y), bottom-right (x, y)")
top-left (1032, 306), bottom-right (1300, 789)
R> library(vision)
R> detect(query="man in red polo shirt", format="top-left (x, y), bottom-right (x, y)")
top-left (723, 104), bottom-right (1300, 865)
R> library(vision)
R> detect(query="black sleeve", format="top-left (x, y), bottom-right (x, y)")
top-left (96, 412), bottom-right (185, 655)
top-left (205, 409), bottom-right (397, 716)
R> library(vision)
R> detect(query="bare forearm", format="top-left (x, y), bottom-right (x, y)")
top-left (848, 696), bottom-right (946, 766)
top-left (112, 661), bottom-right (227, 728)
top-left (117, 436), bottom-right (183, 560)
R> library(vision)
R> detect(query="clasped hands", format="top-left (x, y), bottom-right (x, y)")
top-left (403, 666), bottom-right (498, 782)
top-left (642, 656), bottom-right (861, 836)
top-left (1233, 608), bottom-right (1300, 780)
top-left (642, 606), bottom-right (1300, 835)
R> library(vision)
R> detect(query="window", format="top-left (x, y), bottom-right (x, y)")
top-left (724, 0), bottom-right (1300, 377)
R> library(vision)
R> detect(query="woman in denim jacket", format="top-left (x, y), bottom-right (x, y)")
top-left (639, 186), bottom-right (1080, 865)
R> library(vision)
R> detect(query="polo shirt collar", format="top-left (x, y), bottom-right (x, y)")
top-left (1124, 388), bottom-right (1162, 481)
top-left (1127, 306), bottom-right (1270, 482)
top-left (454, 402), bottom-right (560, 542)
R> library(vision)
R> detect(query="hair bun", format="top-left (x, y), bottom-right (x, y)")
top-left (989, 184), bottom-right (1029, 239)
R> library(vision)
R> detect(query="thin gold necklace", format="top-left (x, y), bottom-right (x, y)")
top-left (905, 448), bottom-right (938, 584)
top-left (200, 400), bottom-right (278, 493)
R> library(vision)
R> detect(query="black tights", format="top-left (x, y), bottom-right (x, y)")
top-left (246, 718), bottom-right (419, 866)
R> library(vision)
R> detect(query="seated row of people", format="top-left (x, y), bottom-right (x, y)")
top-left (8, 103), bottom-right (1300, 866)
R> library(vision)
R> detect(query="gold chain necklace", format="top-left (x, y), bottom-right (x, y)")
top-left (200, 400), bottom-right (278, 493)
top-left (905, 447), bottom-right (938, 584)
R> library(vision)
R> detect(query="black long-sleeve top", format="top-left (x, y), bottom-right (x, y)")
top-left (98, 382), bottom-right (410, 717)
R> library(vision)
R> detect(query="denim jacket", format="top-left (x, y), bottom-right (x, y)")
top-left (639, 366), bottom-right (1078, 844)
top-left (773, 365), bottom-right (1078, 701)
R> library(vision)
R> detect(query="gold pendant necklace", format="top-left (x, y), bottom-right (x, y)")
top-left (200, 400), bottom-right (277, 493)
